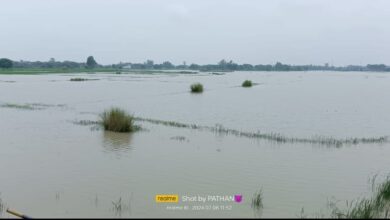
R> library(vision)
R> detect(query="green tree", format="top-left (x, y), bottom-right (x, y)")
top-left (162, 61), bottom-right (174, 69)
top-left (145, 60), bottom-right (154, 69)
top-left (86, 56), bottom-right (97, 68)
top-left (0, 58), bottom-right (13, 69)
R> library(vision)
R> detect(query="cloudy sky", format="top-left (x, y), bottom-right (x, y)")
top-left (1, 0), bottom-right (389, 65)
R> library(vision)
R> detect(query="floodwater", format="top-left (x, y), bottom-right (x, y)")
top-left (0, 71), bottom-right (389, 218)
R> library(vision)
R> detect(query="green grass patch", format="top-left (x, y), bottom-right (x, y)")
top-left (242, 80), bottom-right (253, 87)
top-left (69, 78), bottom-right (99, 81)
top-left (329, 177), bottom-right (390, 218)
top-left (190, 83), bottom-right (204, 93)
top-left (70, 78), bottom-right (87, 81)
top-left (0, 103), bottom-right (36, 110)
top-left (100, 108), bottom-right (138, 133)
top-left (0, 102), bottom-right (66, 110)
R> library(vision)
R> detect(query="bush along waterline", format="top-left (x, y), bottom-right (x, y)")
top-left (190, 83), bottom-right (204, 93)
top-left (242, 80), bottom-right (253, 87)
top-left (100, 107), bottom-right (140, 133)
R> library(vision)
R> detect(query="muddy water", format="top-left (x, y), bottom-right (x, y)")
top-left (0, 71), bottom-right (389, 218)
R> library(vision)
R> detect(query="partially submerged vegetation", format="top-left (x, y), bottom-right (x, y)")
top-left (170, 136), bottom-right (189, 142)
top-left (328, 176), bottom-right (390, 218)
top-left (0, 102), bottom-right (66, 110)
top-left (70, 78), bottom-right (87, 81)
top-left (0, 193), bottom-right (4, 215)
top-left (0, 103), bottom-right (37, 110)
top-left (111, 196), bottom-right (131, 217)
top-left (190, 83), bottom-right (204, 93)
top-left (246, 176), bottom-right (390, 218)
top-left (251, 189), bottom-right (264, 217)
top-left (251, 189), bottom-right (264, 210)
top-left (242, 80), bottom-right (253, 87)
top-left (73, 114), bottom-right (388, 147)
top-left (70, 78), bottom-right (98, 81)
top-left (178, 71), bottom-right (197, 74)
top-left (100, 108), bottom-right (139, 133)
top-left (71, 120), bottom-right (101, 126)
top-left (133, 117), bottom-right (388, 147)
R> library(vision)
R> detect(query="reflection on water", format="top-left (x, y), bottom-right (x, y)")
top-left (102, 131), bottom-right (133, 155)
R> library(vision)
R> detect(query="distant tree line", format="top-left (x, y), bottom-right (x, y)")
top-left (111, 59), bottom-right (390, 72)
top-left (1, 56), bottom-right (390, 72)
top-left (2, 56), bottom-right (101, 69)
top-left (0, 58), bottom-right (13, 68)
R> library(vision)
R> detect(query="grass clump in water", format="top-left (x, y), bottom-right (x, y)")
top-left (329, 177), bottom-right (390, 218)
top-left (0, 193), bottom-right (4, 215)
top-left (190, 83), bottom-right (203, 93)
top-left (242, 80), bottom-right (253, 87)
top-left (70, 78), bottom-right (88, 81)
top-left (251, 189), bottom-right (264, 210)
top-left (0, 103), bottom-right (36, 110)
top-left (251, 189), bottom-right (264, 217)
top-left (100, 108), bottom-right (136, 133)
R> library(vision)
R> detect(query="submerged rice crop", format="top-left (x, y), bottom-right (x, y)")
top-left (71, 120), bottom-right (101, 126)
top-left (133, 117), bottom-right (388, 147)
top-left (0, 103), bottom-right (36, 110)
top-left (0, 102), bottom-right (66, 110)
top-left (0, 194), bottom-right (4, 215)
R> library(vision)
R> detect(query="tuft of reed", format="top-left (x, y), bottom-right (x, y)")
top-left (297, 207), bottom-right (308, 218)
top-left (70, 78), bottom-right (87, 81)
top-left (251, 189), bottom-right (264, 218)
top-left (112, 197), bottom-right (122, 213)
top-left (0, 102), bottom-right (66, 110)
top-left (251, 189), bottom-right (264, 210)
top-left (111, 195), bottom-right (132, 217)
top-left (100, 108), bottom-right (135, 133)
top-left (190, 83), bottom-right (203, 93)
top-left (0, 194), bottom-right (4, 215)
top-left (71, 120), bottom-right (100, 126)
top-left (329, 177), bottom-right (390, 218)
top-left (0, 103), bottom-right (36, 110)
top-left (242, 80), bottom-right (253, 87)
top-left (170, 136), bottom-right (188, 142)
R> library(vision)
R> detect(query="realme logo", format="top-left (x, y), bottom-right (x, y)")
top-left (155, 194), bottom-right (179, 203)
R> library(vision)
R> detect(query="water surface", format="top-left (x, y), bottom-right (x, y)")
top-left (0, 71), bottom-right (389, 218)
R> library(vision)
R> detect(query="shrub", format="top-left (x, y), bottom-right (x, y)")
top-left (242, 80), bottom-right (253, 87)
top-left (100, 108), bottom-right (135, 132)
top-left (190, 83), bottom-right (203, 93)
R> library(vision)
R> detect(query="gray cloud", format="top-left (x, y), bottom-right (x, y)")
top-left (1, 0), bottom-right (389, 65)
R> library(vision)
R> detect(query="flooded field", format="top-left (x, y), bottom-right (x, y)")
top-left (1, 71), bottom-right (390, 218)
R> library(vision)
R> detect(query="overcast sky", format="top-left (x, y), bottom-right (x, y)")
top-left (1, 0), bottom-right (390, 65)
